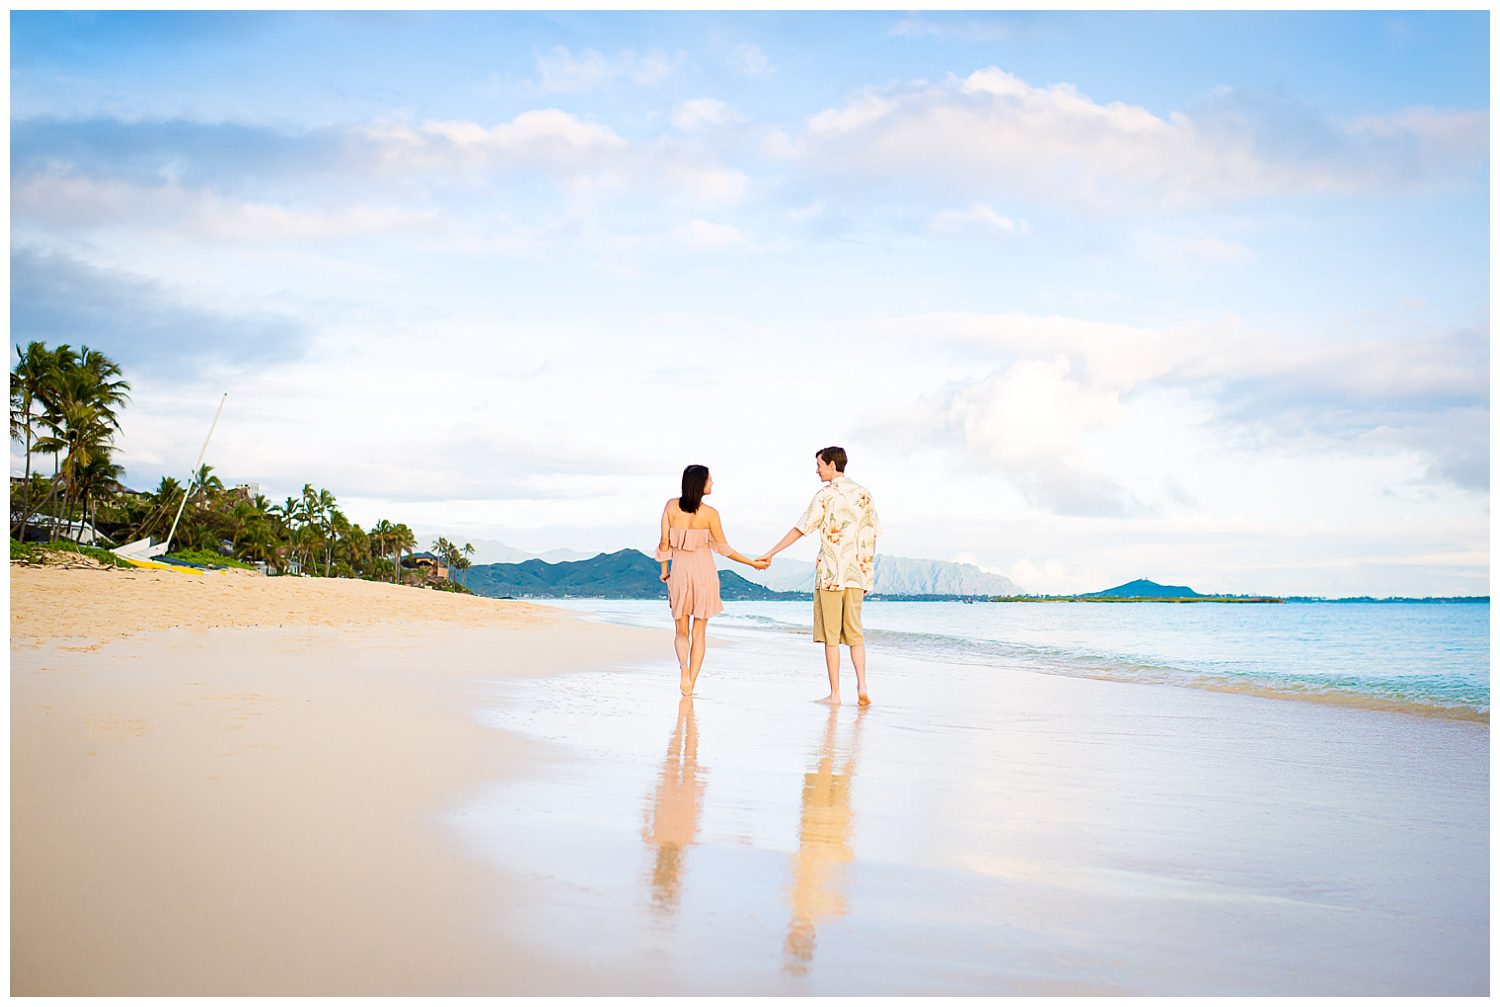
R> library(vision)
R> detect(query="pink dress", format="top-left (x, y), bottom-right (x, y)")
top-left (656, 527), bottom-right (731, 619)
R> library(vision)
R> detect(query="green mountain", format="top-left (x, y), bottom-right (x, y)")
top-left (461, 548), bottom-right (793, 600)
top-left (1082, 578), bottom-right (1202, 599)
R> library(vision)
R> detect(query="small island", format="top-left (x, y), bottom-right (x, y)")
top-left (990, 578), bottom-right (1285, 603)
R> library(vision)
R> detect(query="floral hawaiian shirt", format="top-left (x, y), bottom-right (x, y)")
top-left (795, 475), bottom-right (883, 592)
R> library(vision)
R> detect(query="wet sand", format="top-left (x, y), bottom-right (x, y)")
top-left (10, 570), bottom-right (1490, 994)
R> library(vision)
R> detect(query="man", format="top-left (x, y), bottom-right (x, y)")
top-left (760, 446), bottom-right (882, 706)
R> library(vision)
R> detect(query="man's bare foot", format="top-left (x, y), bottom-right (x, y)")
top-left (815, 694), bottom-right (841, 705)
top-left (858, 693), bottom-right (872, 707)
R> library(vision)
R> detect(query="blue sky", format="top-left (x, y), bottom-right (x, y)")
top-left (9, 10), bottom-right (1490, 595)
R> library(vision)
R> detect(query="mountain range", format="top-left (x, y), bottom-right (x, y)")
top-left (460, 549), bottom-right (787, 600)
top-left (726, 554), bottom-right (1019, 596)
top-left (440, 534), bottom-right (1022, 597)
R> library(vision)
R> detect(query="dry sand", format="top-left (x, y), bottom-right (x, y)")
top-left (10, 565), bottom-right (558, 647)
top-left (10, 566), bottom-right (662, 994)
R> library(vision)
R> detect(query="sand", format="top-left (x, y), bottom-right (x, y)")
top-left (10, 570), bottom-right (1489, 994)
top-left (10, 567), bottom-right (661, 994)
top-left (10, 565), bottom-right (558, 647)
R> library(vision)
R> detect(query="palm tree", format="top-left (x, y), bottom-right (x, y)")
top-left (459, 541), bottom-right (475, 588)
top-left (190, 464), bottom-right (225, 509)
top-left (10, 341), bottom-right (64, 538)
top-left (74, 448), bottom-right (125, 544)
top-left (225, 499), bottom-right (262, 555)
top-left (368, 519), bottom-right (395, 582)
top-left (18, 345), bottom-right (131, 543)
top-left (238, 520), bottom-right (281, 569)
top-left (391, 523), bottom-right (416, 585)
top-left (326, 508), bottom-right (350, 576)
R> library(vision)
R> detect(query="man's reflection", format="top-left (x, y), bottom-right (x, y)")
top-left (642, 697), bottom-right (705, 917)
top-left (785, 706), bottom-right (866, 975)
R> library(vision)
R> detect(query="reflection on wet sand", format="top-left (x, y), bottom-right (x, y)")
top-left (785, 707), bottom-right (866, 975)
top-left (642, 698), bottom-right (705, 917)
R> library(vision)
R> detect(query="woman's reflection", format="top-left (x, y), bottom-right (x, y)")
top-left (642, 697), bottom-right (706, 917)
top-left (785, 706), bottom-right (866, 975)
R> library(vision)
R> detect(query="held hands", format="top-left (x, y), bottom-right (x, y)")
top-left (750, 557), bottom-right (771, 571)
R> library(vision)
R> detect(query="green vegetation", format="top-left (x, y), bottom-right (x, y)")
top-left (163, 548), bottom-right (257, 570)
top-left (11, 537), bottom-right (135, 569)
top-left (11, 341), bottom-right (474, 590)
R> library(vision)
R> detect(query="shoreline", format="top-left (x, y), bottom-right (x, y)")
top-left (11, 570), bottom-right (1488, 993)
top-left (552, 601), bottom-right (1492, 725)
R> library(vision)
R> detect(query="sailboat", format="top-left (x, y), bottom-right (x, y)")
top-left (112, 393), bottom-right (228, 570)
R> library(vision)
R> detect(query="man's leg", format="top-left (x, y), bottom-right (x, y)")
top-left (821, 643), bottom-right (842, 704)
top-left (850, 644), bottom-right (870, 705)
top-left (845, 589), bottom-right (870, 705)
top-left (813, 589), bottom-right (841, 704)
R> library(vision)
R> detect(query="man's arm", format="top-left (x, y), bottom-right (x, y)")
top-left (764, 489), bottom-right (826, 562)
top-left (760, 527), bottom-right (803, 562)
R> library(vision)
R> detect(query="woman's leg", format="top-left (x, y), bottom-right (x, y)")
top-left (686, 617), bottom-right (709, 692)
top-left (674, 614), bottom-right (692, 692)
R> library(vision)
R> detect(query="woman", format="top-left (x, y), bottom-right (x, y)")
top-left (657, 464), bottom-right (768, 695)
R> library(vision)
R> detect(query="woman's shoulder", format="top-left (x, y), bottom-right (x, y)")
top-left (665, 497), bottom-right (681, 510)
top-left (701, 502), bottom-right (720, 517)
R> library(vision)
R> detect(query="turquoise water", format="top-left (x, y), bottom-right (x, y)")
top-left (547, 599), bottom-right (1490, 719)
top-left (456, 604), bottom-right (1489, 993)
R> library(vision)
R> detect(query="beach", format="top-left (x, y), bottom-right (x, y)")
top-left (10, 567), bottom-right (661, 994)
top-left (10, 570), bottom-right (1489, 995)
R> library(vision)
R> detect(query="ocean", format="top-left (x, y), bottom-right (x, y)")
top-left (543, 598), bottom-right (1490, 720)
top-left (452, 596), bottom-right (1489, 993)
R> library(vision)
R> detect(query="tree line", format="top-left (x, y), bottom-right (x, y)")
top-left (11, 340), bottom-right (475, 586)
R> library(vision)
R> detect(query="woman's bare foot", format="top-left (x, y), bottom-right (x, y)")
top-left (679, 668), bottom-right (692, 696)
top-left (815, 694), bottom-right (841, 705)
top-left (858, 693), bottom-right (872, 707)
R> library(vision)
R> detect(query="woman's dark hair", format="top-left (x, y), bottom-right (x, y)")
top-left (680, 464), bottom-right (710, 513)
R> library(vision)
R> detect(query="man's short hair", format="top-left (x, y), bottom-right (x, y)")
top-left (816, 446), bottom-right (848, 472)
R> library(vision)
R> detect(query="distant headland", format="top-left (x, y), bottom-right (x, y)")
top-left (988, 578), bottom-right (1487, 604)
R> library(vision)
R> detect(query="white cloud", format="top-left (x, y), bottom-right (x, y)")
top-left (532, 46), bottom-right (681, 92)
top-left (672, 97), bottom-right (746, 131)
top-left (670, 219), bottom-right (747, 249)
top-left (727, 42), bottom-right (772, 76)
top-left (368, 109), bottom-right (627, 174)
top-left (929, 203), bottom-right (1019, 238)
top-left (889, 15), bottom-right (1017, 41)
top-left (801, 66), bottom-right (1488, 211)
top-left (13, 172), bottom-right (445, 243)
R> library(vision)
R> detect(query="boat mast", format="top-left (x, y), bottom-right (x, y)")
top-left (163, 392), bottom-right (228, 554)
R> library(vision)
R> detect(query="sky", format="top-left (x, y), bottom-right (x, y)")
top-left (9, 10), bottom-right (1491, 596)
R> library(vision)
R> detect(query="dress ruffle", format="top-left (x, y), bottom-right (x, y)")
top-left (656, 526), bottom-right (727, 619)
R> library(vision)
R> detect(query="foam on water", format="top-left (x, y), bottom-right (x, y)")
top-left (546, 599), bottom-right (1490, 720)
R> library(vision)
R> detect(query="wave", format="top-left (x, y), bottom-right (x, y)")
top-left (729, 615), bottom-right (1491, 723)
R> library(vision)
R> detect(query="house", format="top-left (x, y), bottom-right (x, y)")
top-left (402, 551), bottom-right (449, 580)
top-left (16, 514), bottom-right (115, 547)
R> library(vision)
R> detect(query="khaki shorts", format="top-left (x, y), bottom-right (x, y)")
top-left (812, 588), bottom-right (864, 646)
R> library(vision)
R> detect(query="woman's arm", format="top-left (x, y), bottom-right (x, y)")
top-left (658, 502), bottom-right (672, 581)
top-left (709, 509), bottom-right (769, 569)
